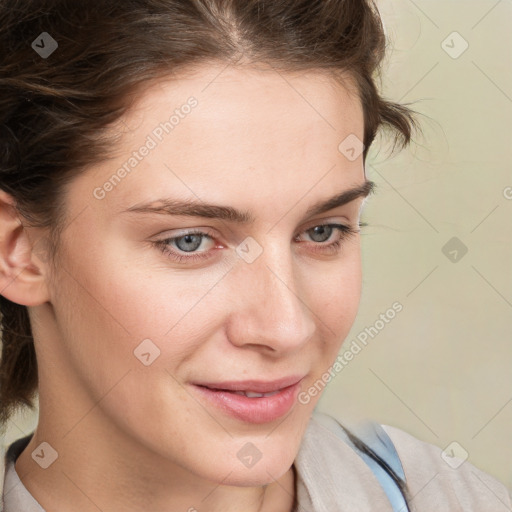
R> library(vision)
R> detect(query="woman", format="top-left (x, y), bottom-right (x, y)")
top-left (0, 1), bottom-right (510, 511)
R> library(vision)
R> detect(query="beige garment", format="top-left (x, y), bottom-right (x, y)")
top-left (383, 424), bottom-right (512, 511)
top-left (0, 412), bottom-right (510, 511)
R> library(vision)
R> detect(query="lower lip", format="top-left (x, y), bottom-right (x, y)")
top-left (192, 381), bottom-right (302, 424)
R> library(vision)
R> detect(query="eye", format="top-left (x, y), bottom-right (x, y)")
top-left (153, 229), bottom-right (217, 263)
top-left (295, 223), bottom-right (361, 255)
top-left (152, 222), bottom-right (363, 263)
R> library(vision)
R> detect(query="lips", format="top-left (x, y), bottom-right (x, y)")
top-left (191, 375), bottom-right (305, 423)
top-left (193, 374), bottom-right (305, 394)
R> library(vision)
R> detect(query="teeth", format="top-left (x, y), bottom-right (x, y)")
top-left (232, 390), bottom-right (281, 398)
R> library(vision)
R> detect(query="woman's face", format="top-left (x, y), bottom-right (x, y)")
top-left (36, 62), bottom-right (368, 486)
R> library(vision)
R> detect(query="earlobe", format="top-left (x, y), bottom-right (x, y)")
top-left (0, 189), bottom-right (50, 307)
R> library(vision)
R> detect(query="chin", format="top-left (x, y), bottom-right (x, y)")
top-left (221, 442), bottom-right (295, 487)
top-left (216, 462), bottom-right (291, 488)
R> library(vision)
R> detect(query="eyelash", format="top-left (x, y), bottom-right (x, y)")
top-left (153, 222), bottom-right (366, 263)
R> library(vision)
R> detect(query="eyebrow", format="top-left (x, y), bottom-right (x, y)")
top-left (121, 179), bottom-right (374, 224)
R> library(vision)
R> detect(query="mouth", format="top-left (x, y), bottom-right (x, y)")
top-left (198, 387), bottom-right (283, 398)
top-left (191, 377), bottom-right (304, 424)
top-left (192, 374), bottom-right (305, 394)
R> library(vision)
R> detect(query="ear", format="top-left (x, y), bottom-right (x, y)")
top-left (0, 189), bottom-right (50, 306)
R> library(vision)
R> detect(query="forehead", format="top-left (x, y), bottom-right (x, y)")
top-left (119, 61), bottom-right (364, 147)
top-left (73, 62), bottom-right (365, 218)
top-left (129, 61), bottom-right (362, 115)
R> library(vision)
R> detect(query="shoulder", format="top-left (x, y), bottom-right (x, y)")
top-left (381, 423), bottom-right (512, 511)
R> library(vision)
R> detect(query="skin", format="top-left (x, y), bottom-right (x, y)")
top-left (0, 61), bottom-right (368, 512)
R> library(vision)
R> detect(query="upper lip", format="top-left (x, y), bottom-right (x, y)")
top-left (193, 375), bottom-right (305, 393)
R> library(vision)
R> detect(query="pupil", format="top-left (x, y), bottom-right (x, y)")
top-left (177, 234), bottom-right (202, 252)
top-left (311, 225), bottom-right (331, 242)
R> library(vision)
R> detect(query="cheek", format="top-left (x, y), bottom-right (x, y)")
top-left (48, 260), bottom-right (146, 402)
top-left (51, 241), bottom-right (226, 384)
top-left (308, 242), bottom-right (362, 331)
top-left (48, 247), bottom-right (215, 449)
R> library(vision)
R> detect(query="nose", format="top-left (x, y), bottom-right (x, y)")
top-left (225, 239), bottom-right (316, 355)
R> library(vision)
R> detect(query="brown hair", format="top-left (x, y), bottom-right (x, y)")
top-left (0, 0), bottom-right (419, 435)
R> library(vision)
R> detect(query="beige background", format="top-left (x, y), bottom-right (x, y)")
top-left (2, 0), bottom-right (511, 491)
